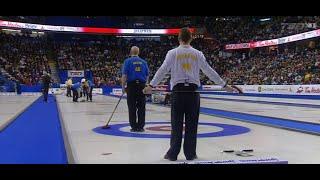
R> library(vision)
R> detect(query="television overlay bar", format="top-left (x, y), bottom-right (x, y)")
top-left (0, 19), bottom-right (195, 35)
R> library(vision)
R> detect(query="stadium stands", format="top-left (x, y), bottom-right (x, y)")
top-left (0, 16), bottom-right (319, 87)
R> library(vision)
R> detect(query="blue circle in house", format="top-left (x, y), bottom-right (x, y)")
top-left (93, 121), bottom-right (250, 138)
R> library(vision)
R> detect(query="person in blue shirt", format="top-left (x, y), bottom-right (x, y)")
top-left (122, 46), bottom-right (149, 132)
top-left (85, 79), bottom-right (94, 102)
top-left (71, 82), bottom-right (81, 102)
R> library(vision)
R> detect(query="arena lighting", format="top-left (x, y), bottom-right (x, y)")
top-left (260, 18), bottom-right (271, 22)
top-left (0, 19), bottom-right (196, 35)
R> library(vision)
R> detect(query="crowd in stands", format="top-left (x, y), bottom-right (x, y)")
top-left (204, 16), bottom-right (320, 45)
top-left (0, 16), bottom-right (47, 24)
top-left (218, 49), bottom-right (320, 85)
top-left (53, 35), bottom-right (182, 86)
top-left (120, 16), bottom-right (205, 28)
top-left (58, 35), bottom-right (223, 87)
top-left (2, 16), bottom-right (319, 42)
top-left (53, 37), bottom-right (125, 86)
top-left (0, 16), bottom-right (203, 29)
top-left (50, 34), bottom-right (320, 87)
top-left (1, 16), bottom-right (320, 87)
top-left (0, 32), bottom-right (51, 85)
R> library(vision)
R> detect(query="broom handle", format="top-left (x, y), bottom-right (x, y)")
top-left (104, 94), bottom-right (123, 126)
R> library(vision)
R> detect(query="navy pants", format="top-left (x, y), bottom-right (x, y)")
top-left (166, 83), bottom-right (200, 159)
top-left (126, 81), bottom-right (146, 130)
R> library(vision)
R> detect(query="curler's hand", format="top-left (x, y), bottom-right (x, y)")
top-left (143, 85), bottom-right (153, 94)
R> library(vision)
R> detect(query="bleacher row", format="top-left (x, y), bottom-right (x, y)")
top-left (0, 16), bottom-right (320, 89)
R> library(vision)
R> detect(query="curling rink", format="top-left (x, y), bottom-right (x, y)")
top-left (0, 94), bottom-right (39, 131)
top-left (55, 94), bottom-right (320, 164)
top-left (0, 93), bottom-right (320, 164)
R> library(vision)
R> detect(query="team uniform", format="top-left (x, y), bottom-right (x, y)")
top-left (122, 55), bottom-right (149, 131)
top-left (86, 80), bottom-right (94, 101)
top-left (149, 45), bottom-right (226, 160)
top-left (71, 82), bottom-right (81, 102)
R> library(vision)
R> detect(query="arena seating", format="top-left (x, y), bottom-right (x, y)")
top-left (204, 16), bottom-right (320, 44)
top-left (1, 16), bottom-right (320, 87)
top-left (0, 32), bottom-right (51, 85)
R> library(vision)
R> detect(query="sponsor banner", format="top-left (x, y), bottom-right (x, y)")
top-left (200, 84), bottom-right (320, 95)
top-left (68, 70), bottom-right (84, 78)
top-left (111, 88), bottom-right (123, 96)
top-left (83, 28), bottom-right (194, 35)
top-left (120, 29), bottom-right (165, 34)
top-left (92, 88), bottom-right (103, 94)
top-left (0, 92), bottom-right (17, 96)
top-left (252, 38), bottom-right (278, 47)
top-left (236, 84), bottom-right (320, 95)
top-left (295, 85), bottom-right (320, 95)
top-left (278, 37), bottom-right (288, 44)
top-left (0, 20), bottom-right (195, 35)
top-left (202, 85), bottom-right (223, 91)
top-left (225, 43), bottom-right (250, 50)
top-left (0, 20), bottom-right (81, 32)
top-left (225, 28), bottom-right (320, 50)
top-left (176, 158), bottom-right (288, 164)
